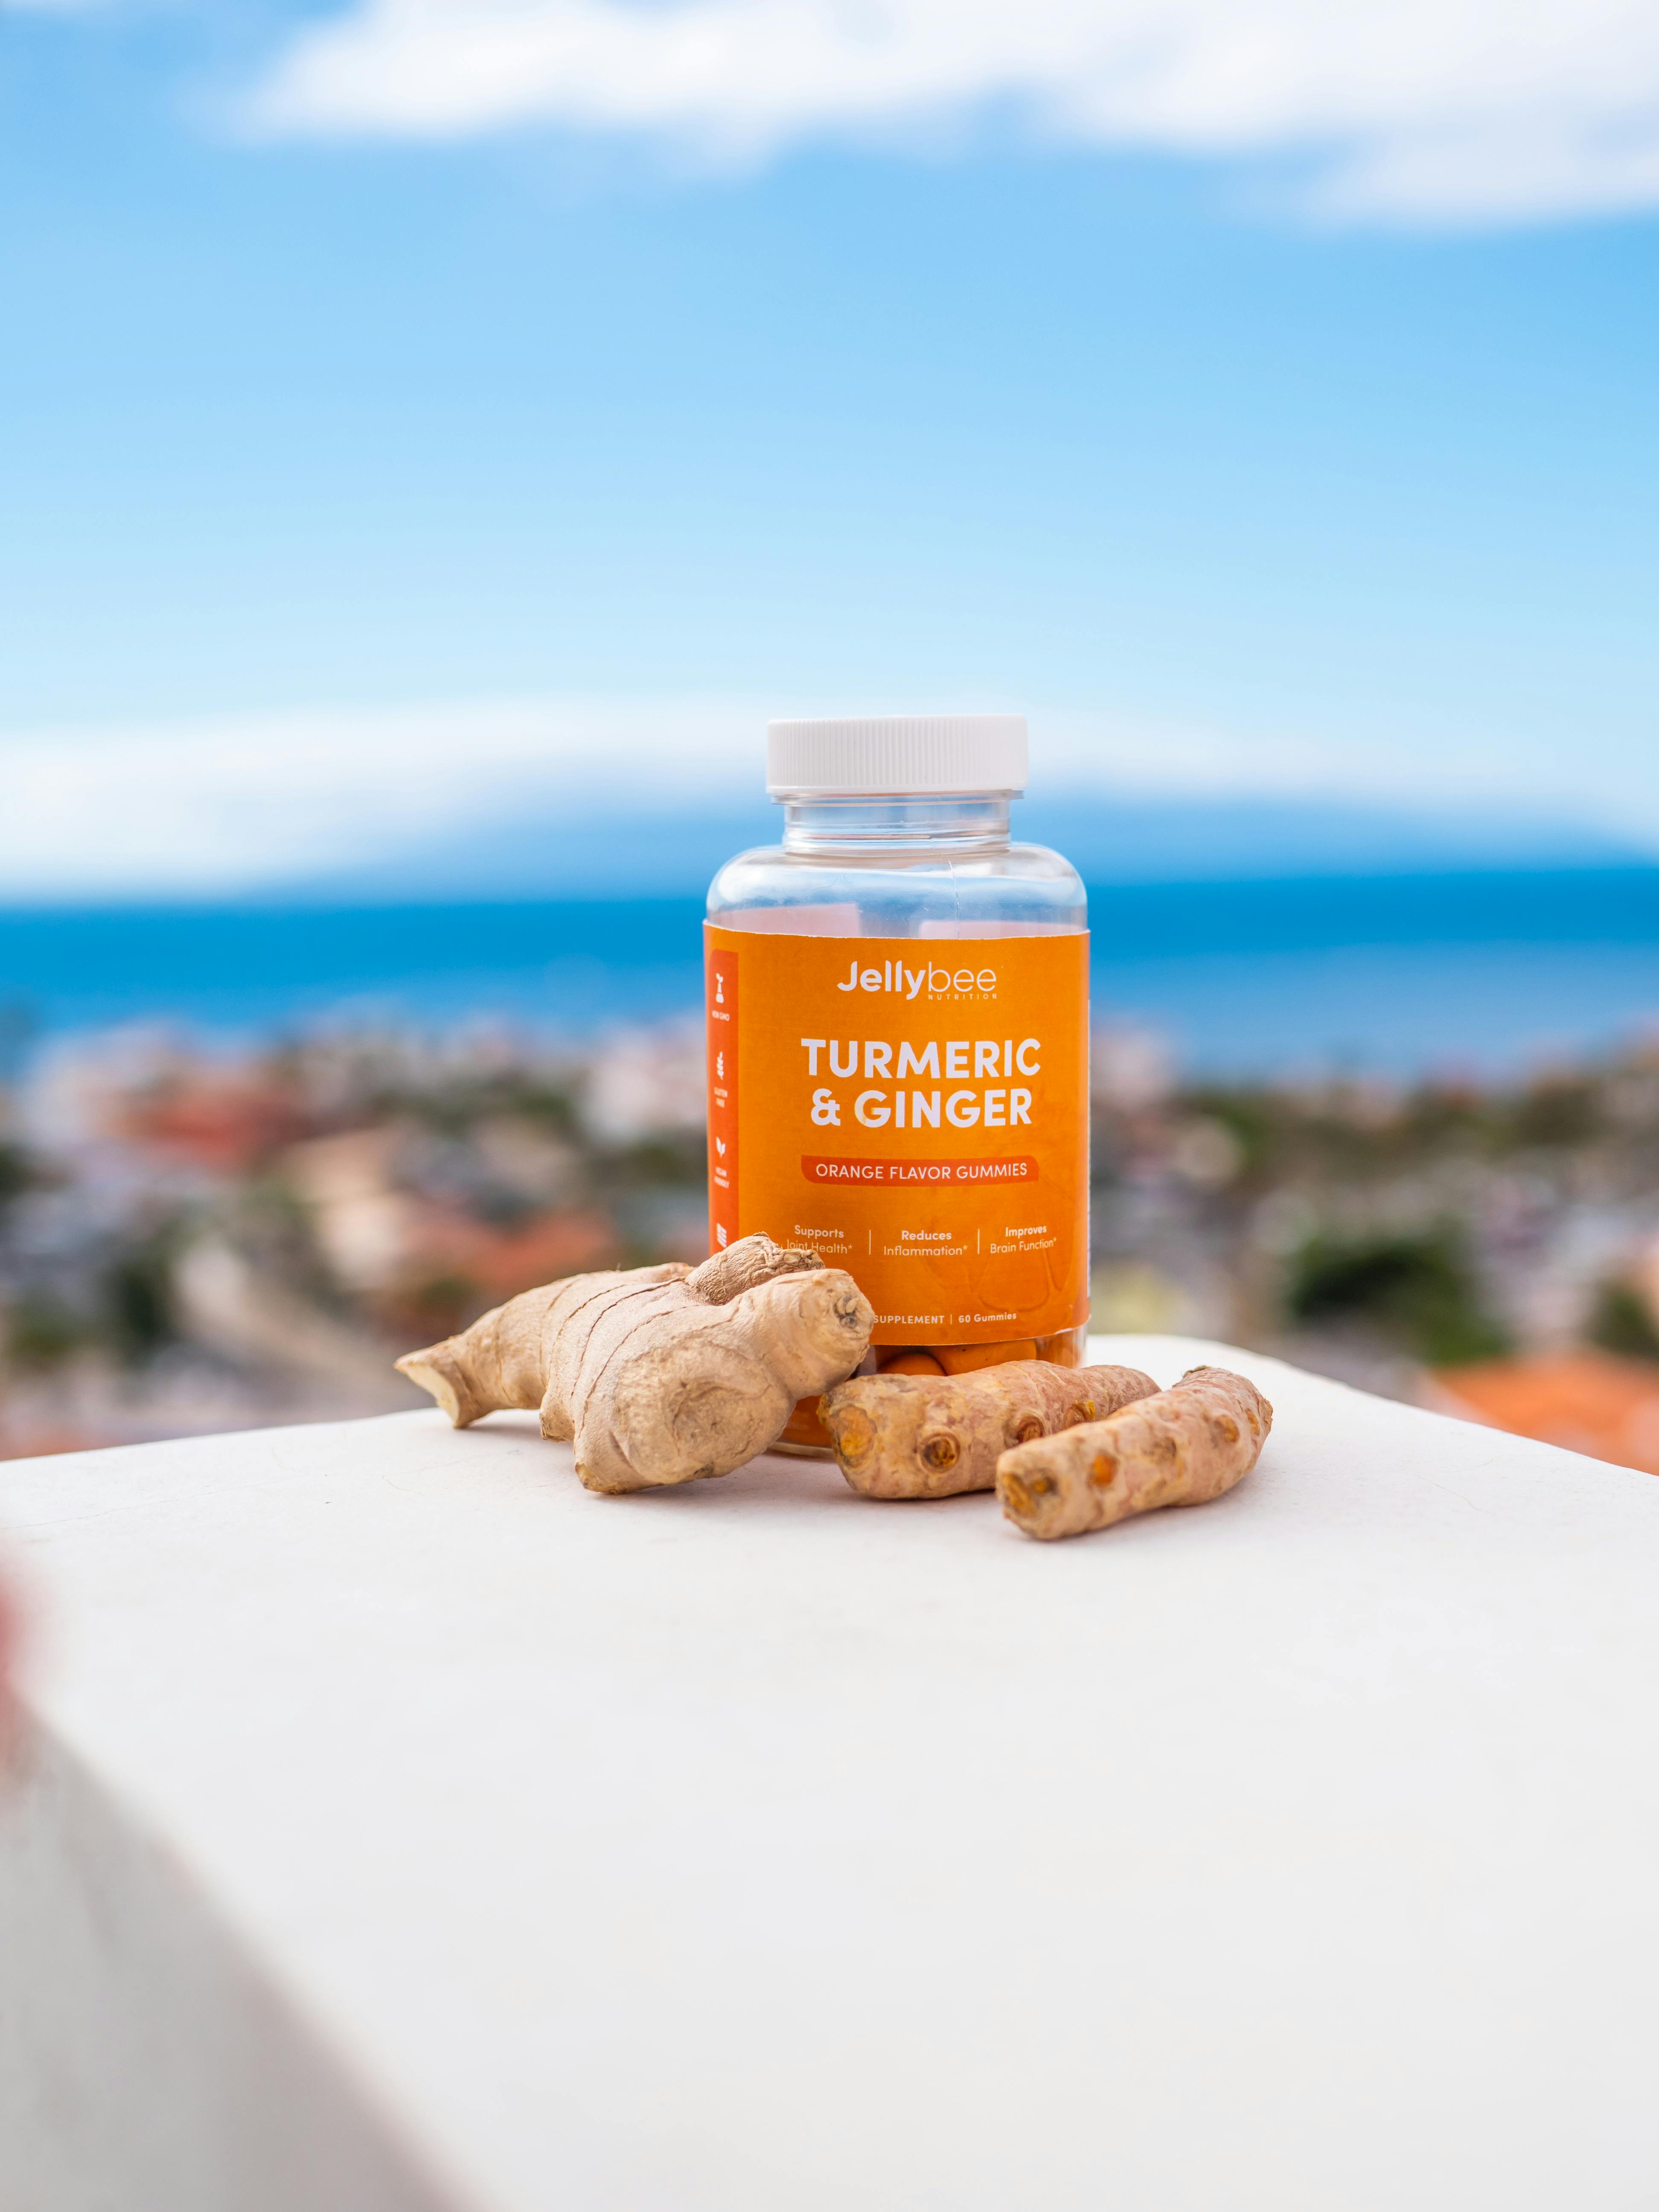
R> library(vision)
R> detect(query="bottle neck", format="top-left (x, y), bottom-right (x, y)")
top-left (779, 792), bottom-right (1014, 856)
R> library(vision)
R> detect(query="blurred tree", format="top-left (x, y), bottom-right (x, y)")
top-left (103, 1226), bottom-right (183, 1366)
top-left (1286, 1228), bottom-right (1509, 1367)
top-left (6, 1294), bottom-right (89, 1371)
top-left (0, 1144), bottom-right (37, 1214)
top-left (1586, 1279), bottom-right (1659, 1365)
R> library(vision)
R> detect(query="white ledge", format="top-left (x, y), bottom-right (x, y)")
top-left (4, 1336), bottom-right (1659, 2211)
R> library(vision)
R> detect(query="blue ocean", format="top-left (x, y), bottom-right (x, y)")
top-left (6, 867), bottom-right (1659, 1076)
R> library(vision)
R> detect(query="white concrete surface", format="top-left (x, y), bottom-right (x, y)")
top-left (3, 1336), bottom-right (1659, 2212)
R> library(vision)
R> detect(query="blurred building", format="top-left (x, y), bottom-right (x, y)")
top-left (1426, 1353), bottom-right (1659, 1475)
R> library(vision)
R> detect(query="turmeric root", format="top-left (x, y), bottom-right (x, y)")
top-left (820, 1360), bottom-right (1158, 1501)
top-left (397, 1233), bottom-right (874, 1494)
top-left (996, 1365), bottom-right (1271, 1540)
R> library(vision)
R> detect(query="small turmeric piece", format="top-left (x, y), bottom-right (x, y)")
top-left (820, 1359), bottom-right (1158, 1501)
top-left (996, 1365), bottom-right (1272, 1540)
top-left (397, 1233), bottom-right (873, 1494)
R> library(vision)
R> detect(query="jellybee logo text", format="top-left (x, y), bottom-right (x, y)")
top-left (835, 958), bottom-right (997, 1000)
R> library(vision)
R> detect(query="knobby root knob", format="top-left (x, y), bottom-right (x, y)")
top-left (397, 1233), bottom-right (874, 1494)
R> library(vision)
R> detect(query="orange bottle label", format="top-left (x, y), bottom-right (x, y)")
top-left (705, 926), bottom-right (1089, 1345)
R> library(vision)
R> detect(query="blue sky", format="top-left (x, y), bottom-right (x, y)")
top-left (3, 0), bottom-right (1657, 896)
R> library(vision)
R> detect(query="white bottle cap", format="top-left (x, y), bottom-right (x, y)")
top-left (765, 714), bottom-right (1027, 796)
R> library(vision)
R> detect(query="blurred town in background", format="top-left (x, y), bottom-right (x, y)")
top-left (7, 1007), bottom-right (1659, 1472)
top-left (10, 0), bottom-right (1659, 1486)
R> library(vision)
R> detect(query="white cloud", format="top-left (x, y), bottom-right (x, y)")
top-left (1, 693), bottom-right (1653, 902)
top-left (243, 0), bottom-right (1659, 223)
top-left (0, 698), bottom-right (764, 901)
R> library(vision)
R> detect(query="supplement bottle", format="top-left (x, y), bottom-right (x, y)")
top-left (705, 715), bottom-right (1089, 1452)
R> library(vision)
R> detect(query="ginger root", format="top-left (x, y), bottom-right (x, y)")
top-left (996, 1365), bottom-right (1272, 1540)
top-left (397, 1234), bottom-right (873, 1494)
top-left (820, 1360), bottom-right (1158, 1501)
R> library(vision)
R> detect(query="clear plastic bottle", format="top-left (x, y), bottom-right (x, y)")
top-left (705, 715), bottom-right (1090, 1451)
